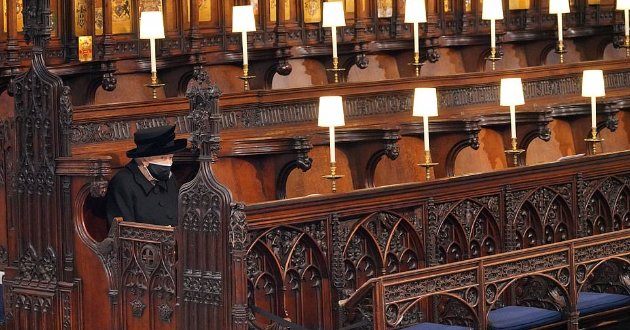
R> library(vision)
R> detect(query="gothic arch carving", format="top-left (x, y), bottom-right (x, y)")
top-left (507, 186), bottom-right (573, 249)
top-left (435, 198), bottom-right (501, 263)
top-left (344, 211), bottom-right (425, 289)
top-left (248, 225), bottom-right (331, 329)
top-left (583, 176), bottom-right (630, 234)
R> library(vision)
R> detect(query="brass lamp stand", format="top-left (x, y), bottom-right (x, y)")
top-left (145, 71), bottom-right (165, 99)
top-left (621, 35), bottom-right (630, 57)
top-left (418, 150), bottom-right (438, 180)
top-left (327, 57), bottom-right (345, 83)
top-left (584, 128), bottom-right (603, 155)
top-left (239, 64), bottom-right (256, 91)
top-left (504, 138), bottom-right (524, 167)
top-left (556, 40), bottom-right (566, 64)
top-left (487, 47), bottom-right (501, 71)
top-left (409, 52), bottom-right (423, 77)
top-left (322, 162), bottom-right (344, 193)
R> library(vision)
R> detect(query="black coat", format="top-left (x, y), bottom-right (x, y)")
top-left (106, 161), bottom-right (178, 226)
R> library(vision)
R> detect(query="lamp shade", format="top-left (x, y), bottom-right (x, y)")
top-left (404, 0), bottom-right (427, 23)
top-left (549, 0), bottom-right (570, 14)
top-left (232, 5), bottom-right (256, 32)
top-left (500, 78), bottom-right (525, 106)
top-left (139, 11), bottom-right (165, 39)
top-left (582, 70), bottom-right (605, 97)
top-left (318, 96), bottom-right (345, 127)
top-left (618, 0), bottom-right (630, 10)
top-left (412, 88), bottom-right (439, 117)
top-left (322, 2), bottom-right (346, 27)
top-left (482, 0), bottom-right (504, 20)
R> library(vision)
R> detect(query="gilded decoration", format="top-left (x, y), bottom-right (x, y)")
top-left (509, 0), bottom-right (530, 9)
top-left (303, 0), bottom-right (321, 23)
top-left (95, 7), bottom-right (103, 35)
top-left (186, 0), bottom-right (212, 22)
top-left (377, 0), bottom-right (392, 17)
top-left (4, 0), bottom-right (24, 32)
top-left (345, 0), bottom-right (354, 12)
top-left (270, 0), bottom-right (291, 21)
top-left (139, 0), bottom-right (162, 12)
top-left (112, 0), bottom-right (132, 34)
top-left (74, 0), bottom-right (88, 35)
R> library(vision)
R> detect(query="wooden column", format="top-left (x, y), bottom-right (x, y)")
top-left (177, 78), bottom-right (247, 329)
top-left (4, 0), bottom-right (77, 328)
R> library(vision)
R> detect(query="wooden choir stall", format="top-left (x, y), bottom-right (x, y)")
top-left (1, 0), bottom-right (630, 329)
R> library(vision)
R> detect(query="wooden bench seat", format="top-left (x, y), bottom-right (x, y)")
top-left (401, 323), bottom-right (473, 330)
top-left (488, 306), bottom-right (563, 330)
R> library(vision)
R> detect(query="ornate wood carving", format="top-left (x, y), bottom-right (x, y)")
top-left (505, 185), bottom-right (573, 249)
top-left (177, 78), bottom-right (246, 329)
top-left (434, 197), bottom-right (501, 264)
top-left (3, 0), bottom-right (77, 326)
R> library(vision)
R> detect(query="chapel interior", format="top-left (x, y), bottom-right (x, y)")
top-left (1, 0), bottom-right (630, 329)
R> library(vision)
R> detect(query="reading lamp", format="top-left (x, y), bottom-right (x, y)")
top-left (139, 11), bottom-right (165, 99)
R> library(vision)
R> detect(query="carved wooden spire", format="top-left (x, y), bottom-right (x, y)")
top-left (178, 77), bottom-right (248, 329)
top-left (4, 0), bottom-right (75, 328)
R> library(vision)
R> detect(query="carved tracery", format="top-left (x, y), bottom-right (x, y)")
top-left (344, 211), bottom-right (424, 291)
top-left (247, 225), bottom-right (331, 329)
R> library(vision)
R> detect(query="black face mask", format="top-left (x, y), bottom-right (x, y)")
top-left (147, 163), bottom-right (171, 181)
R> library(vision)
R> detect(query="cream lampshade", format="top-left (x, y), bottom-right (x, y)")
top-left (581, 70), bottom-right (605, 98)
top-left (323, 1), bottom-right (345, 60)
top-left (549, 0), bottom-right (570, 13)
top-left (319, 96), bottom-right (345, 164)
top-left (322, 2), bottom-right (346, 27)
top-left (483, 0), bottom-right (503, 50)
top-left (232, 5), bottom-right (256, 33)
top-left (582, 70), bottom-right (605, 130)
top-left (412, 88), bottom-right (438, 117)
top-left (500, 78), bottom-right (524, 140)
top-left (412, 88), bottom-right (438, 152)
top-left (139, 11), bottom-right (165, 40)
top-left (617, 0), bottom-right (630, 9)
top-left (405, 0), bottom-right (427, 66)
top-left (550, 0), bottom-right (569, 43)
top-left (404, 0), bottom-right (427, 23)
top-left (139, 11), bottom-right (165, 98)
top-left (318, 96), bottom-right (345, 127)
top-left (500, 78), bottom-right (525, 106)
top-left (232, 5), bottom-right (256, 67)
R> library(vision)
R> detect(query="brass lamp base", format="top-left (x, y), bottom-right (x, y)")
top-left (145, 72), bottom-right (165, 99)
top-left (322, 162), bottom-right (344, 193)
top-left (408, 52), bottom-right (423, 77)
top-left (555, 40), bottom-right (567, 64)
top-left (584, 128), bottom-right (603, 155)
top-left (504, 138), bottom-right (524, 167)
top-left (620, 35), bottom-right (630, 57)
top-left (239, 64), bottom-right (256, 91)
top-left (417, 150), bottom-right (438, 181)
top-left (486, 47), bottom-right (501, 71)
top-left (326, 57), bottom-right (345, 83)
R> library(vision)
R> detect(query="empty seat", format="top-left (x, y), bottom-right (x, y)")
top-left (401, 323), bottom-right (472, 330)
top-left (488, 305), bottom-right (562, 330)
top-left (577, 292), bottom-right (630, 316)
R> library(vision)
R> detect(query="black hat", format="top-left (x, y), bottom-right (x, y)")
top-left (126, 125), bottom-right (187, 158)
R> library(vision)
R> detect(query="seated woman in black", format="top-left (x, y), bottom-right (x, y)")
top-left (105, 124), bottom-right (186, 226)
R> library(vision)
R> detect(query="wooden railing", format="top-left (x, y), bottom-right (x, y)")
top-left (242, 150), bottom-right (630, 329)
top-left (339, 229), bottom-right (630, 329)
